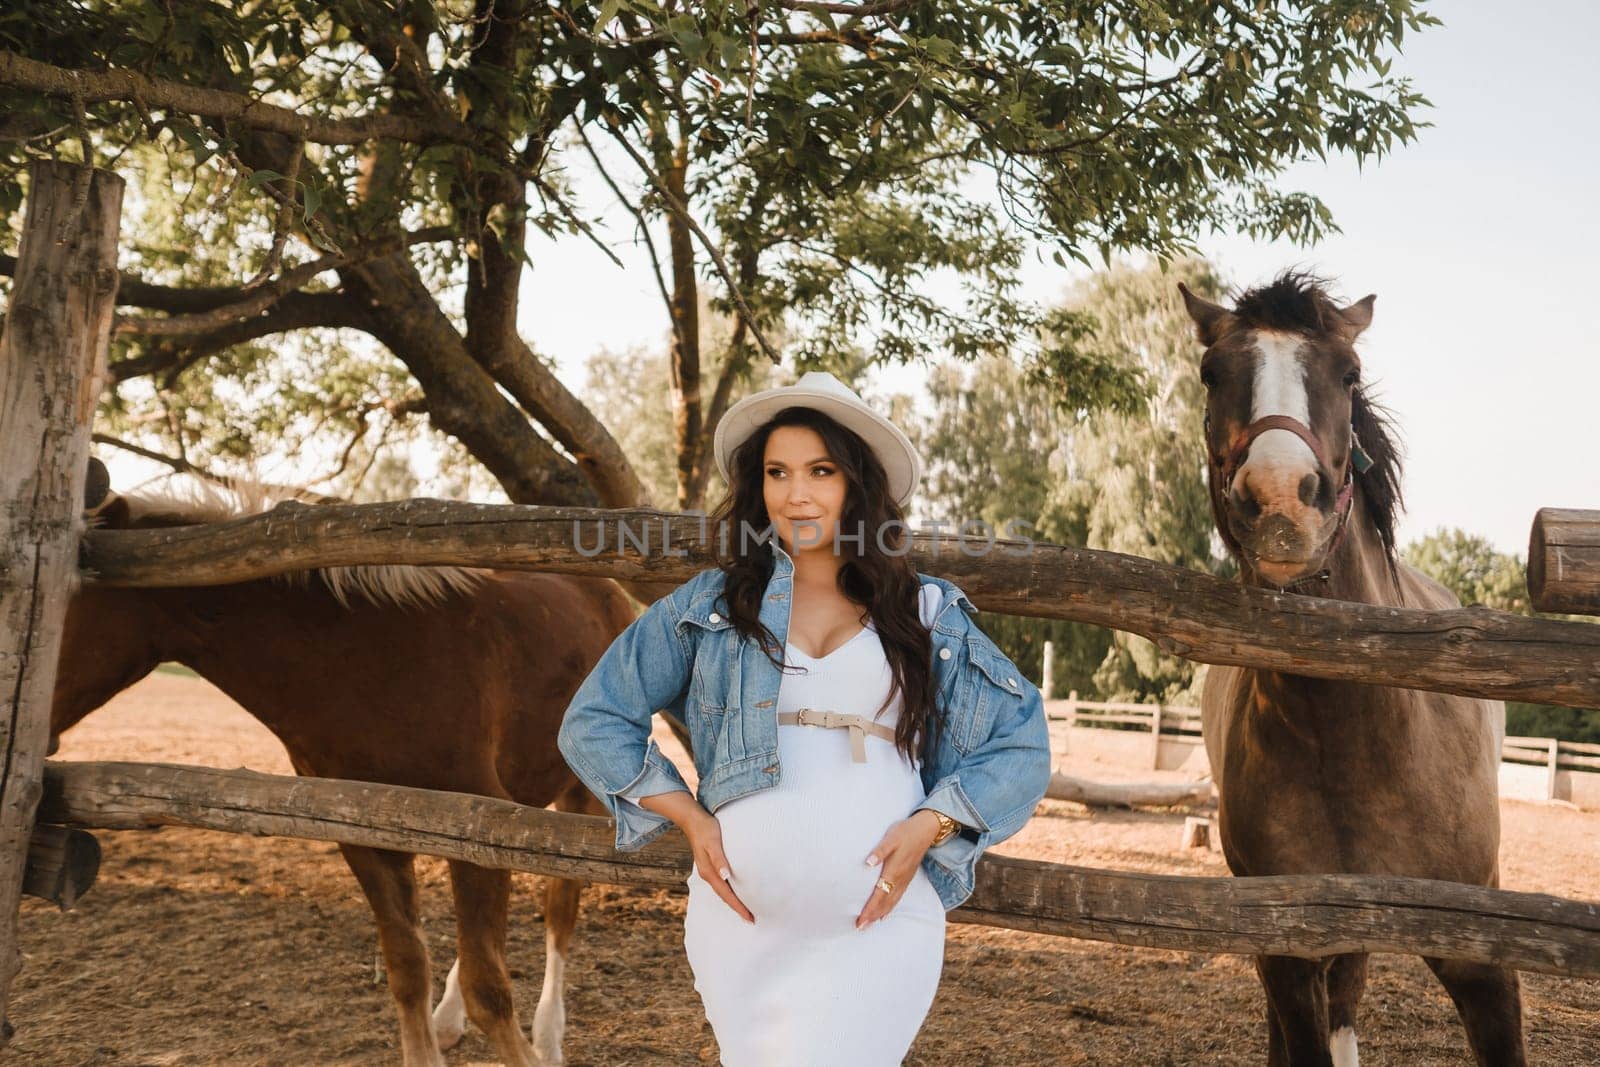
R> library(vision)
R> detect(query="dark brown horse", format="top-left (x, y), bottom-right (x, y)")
top-left (1183, 274), bottom-right (1524, 1067)
top-left (57, 467), bottom-right (635, 1067)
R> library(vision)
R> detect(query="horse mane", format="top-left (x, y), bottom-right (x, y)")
top-left (1232, 270), bottom-right (1406, 565)
top-left (1350, 387), bottom-right (1404, 565)
top-left (118, 477), bottom-right (488, 611)
top-left (1231, 269), bottom-right (1345, 335)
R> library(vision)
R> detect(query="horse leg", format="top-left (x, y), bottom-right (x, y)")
top-left (1325, 953), bottom-right (1368, 1066)
top-left (533, 875), bottom-right (581, 1064)
top-left (530, 781), bottom-right (597, 1065)
top-left (447, 860), bottom-right (538, 1067)
top-left (432, 957), bottom-right (467, 1051)
top-left (1256, 955), bottom-right (1334, 1067)
top-left (1423, 957), bottom-right (1528, 1066)
top-left (338, 845), bottom-right (444, 1067)
top-left (1265, 994), bottom-right (1290, 1067)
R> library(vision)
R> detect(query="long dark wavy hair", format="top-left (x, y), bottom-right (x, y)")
top-left (706, 406), bottom-right (938, 761)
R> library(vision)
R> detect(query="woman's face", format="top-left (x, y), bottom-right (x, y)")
top-left (762, 425), bottom-right (849, 556)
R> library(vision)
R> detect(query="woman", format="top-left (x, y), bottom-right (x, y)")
top-left (558, 371), bottom-right (1052, 1066)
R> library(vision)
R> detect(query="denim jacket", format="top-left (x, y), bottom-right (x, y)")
top-left (557, 545), bottom-right (1052, 910)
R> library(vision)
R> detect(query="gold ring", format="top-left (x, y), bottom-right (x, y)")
top-left (875, 877), bottom-right (895, 894)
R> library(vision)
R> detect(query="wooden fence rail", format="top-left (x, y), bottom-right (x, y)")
top-left (80, 500), bottom-right (1600, 709)
top-left (39, 760), bottom-right (1600, 979)
top-left (1057, 702), bottom-right (1599, 772)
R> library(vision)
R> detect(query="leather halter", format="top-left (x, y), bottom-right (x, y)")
top-left (1213, 415), bottom-right (1356, 589)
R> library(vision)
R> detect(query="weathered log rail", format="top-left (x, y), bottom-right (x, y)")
top-left (1530, 507), bottom-right (1600, 616)
top-left (81, 499), bottom-right (1600, 709)
top-left (40, 760), bottom-right (1600, 979)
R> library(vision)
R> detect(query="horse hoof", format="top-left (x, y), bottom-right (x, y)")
top-left (532, 1015), bottom-right (564, 1064)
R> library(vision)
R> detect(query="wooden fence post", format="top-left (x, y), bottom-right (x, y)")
top-left (1150, 704), bottom-right (1164, 769)
top-left (1547, 739), bottom-right (1562, 802)
top-left (0, 161), bottom-right (122, 1044)
top-left (1041, 639), bottom-right (1055, 700)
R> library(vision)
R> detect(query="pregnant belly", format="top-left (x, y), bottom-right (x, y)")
top-left (705, 747), bottom-right (939, 929)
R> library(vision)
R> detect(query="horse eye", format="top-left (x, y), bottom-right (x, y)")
top-left (1342, 369), bottom-right (1360, 389)
top-left (1200, 367), bottom-right (1217, 389)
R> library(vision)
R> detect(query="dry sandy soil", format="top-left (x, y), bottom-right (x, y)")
top-left (11, 670), bottom-right (1599, 1065)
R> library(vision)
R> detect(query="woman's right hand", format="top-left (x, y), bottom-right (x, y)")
top-left (682, 807), bottom-right (755, 924)
top-left (640, 790), bottom-right (755, 924)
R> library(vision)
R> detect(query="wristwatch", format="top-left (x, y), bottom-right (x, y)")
top-left (928, 810), bottom-right (959, 846)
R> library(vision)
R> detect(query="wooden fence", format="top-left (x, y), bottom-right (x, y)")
top-left (5, 161), bottom-right (1600, 1046)
top-left (1501, 736), bottom-right (1600, 806)
top-left (1054, 694), bottom-right (1600, 806)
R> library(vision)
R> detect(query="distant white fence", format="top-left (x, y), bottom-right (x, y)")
top-left (1046, 692), bottom-right (1208, 774)
top-left (1500, 736), bottom-right (1600, 807)
top-left (1048, 693), bottom-right (1600, 809)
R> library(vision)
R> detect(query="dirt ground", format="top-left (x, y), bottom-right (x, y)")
top-left (12, 670), bottom-right (1600, 1066)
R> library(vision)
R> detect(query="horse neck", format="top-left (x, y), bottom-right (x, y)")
top-left (1248, 486), bottom-right (1406, 709)
top-left (1315, 487), bottom-right (1404, 608)
top-left (54, 586), bottom-right (177, 734)
top-left (159, 580), bottom-right (317, 686)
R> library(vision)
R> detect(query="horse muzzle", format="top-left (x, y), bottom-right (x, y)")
top-left (1231, 512), bottom-right (1342, 587)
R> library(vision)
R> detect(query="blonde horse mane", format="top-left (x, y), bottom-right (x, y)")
top-left (119, 476), bottom-right (487, 611)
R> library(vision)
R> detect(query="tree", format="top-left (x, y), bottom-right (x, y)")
top-left (1403, 528), bottom-right (1529, 613)
top-left (579, 300), bottom-right (786, 509)
top-left (2, 2), bottom-right (1436, 513)
top-left (1404, 529), bottom-right (1599, 743)
top-left (1056, 259), bottom-right (1231, 704)
top-left (918, 258), bottom-right (1229, 700)
top-left (918, 348), bottom-right (1110, 692)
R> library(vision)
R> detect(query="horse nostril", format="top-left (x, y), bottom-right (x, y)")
top-left (1229, 482), bottom-right (1262, 522)
top-left (1297, 472), bottom-right (1322, 507)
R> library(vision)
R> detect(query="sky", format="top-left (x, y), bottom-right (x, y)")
top-left (516, 1), bottom-right (1600, 555)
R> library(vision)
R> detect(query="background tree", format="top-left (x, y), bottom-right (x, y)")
top-left (1059, 259), bottom-right (1231, 703)
top-left (1404, 529), bottom-right (1600, 743)
top-left (2, 1), bottom-right (1436, 516)
top-left (918, 257), bottom-right (1229, 700)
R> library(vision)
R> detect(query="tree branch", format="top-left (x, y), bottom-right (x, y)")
top-left (603, 123), bottom-right (781, 364)
top-left (3, 227), bottom-right (454, 315)
top-left (111, 227), bottom-right (452, 337)
top-left (577, 126), bottom-right (672, 313)
top-left (91, 432), bottom-right (222, 481)
top-left (774, 0), bottom-right (918, 15)
top-left (0, 51), bottom-right (472, 146)
top-left (108, 291), bottom-right (373, 385)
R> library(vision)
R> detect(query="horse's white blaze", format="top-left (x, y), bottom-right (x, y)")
top-left (1330, 1025), bottom-right (1359, 1066)
top-left (432, 956), bottom-right (467, 1050)
top-left (531, 931), bottom-right (566, 1064)
top-left (1246, 329), bottom-right (1317, 473)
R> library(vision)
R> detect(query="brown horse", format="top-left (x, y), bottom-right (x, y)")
top-left (1182, 274), bottom-right (1525, 1067)
top-left (57, 467), bottom-right (635, 1067)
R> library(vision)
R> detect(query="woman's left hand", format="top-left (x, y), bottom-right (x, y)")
top-left (855, 809), bottom-right (942, 930)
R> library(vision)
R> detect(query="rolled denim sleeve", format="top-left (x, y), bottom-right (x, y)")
top-left (557, 584), bottom-right (697, 852)
top-left (917, 671), bottom-right (1051, 904)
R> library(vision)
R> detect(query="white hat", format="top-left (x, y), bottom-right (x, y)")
top-left (712, 371), bottom-right (923, 507)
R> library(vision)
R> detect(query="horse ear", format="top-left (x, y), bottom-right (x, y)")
top-left (1337, 294), bottom-right (1376, 341)
top-left (84, 455), bottom-right (129, 526)
top-left (85, 456), bottom-right (112, 512)
top-left (1178, 283), bottom-right (1235, 346)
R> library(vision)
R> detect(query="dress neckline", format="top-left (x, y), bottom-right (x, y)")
top-left (785, 621), bottom-right (875, 663)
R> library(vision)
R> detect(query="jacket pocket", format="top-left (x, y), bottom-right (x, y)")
top-left (956, 635), bottom-right (1027, 754)
top-left (676, 610), bottom-right (740, 715)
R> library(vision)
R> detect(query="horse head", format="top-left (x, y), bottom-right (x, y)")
top-left (1181, 272), bottom-right (1399, 590)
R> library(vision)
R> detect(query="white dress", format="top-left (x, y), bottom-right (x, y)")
top-left (683, 591), bottom-right (946, 1067)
